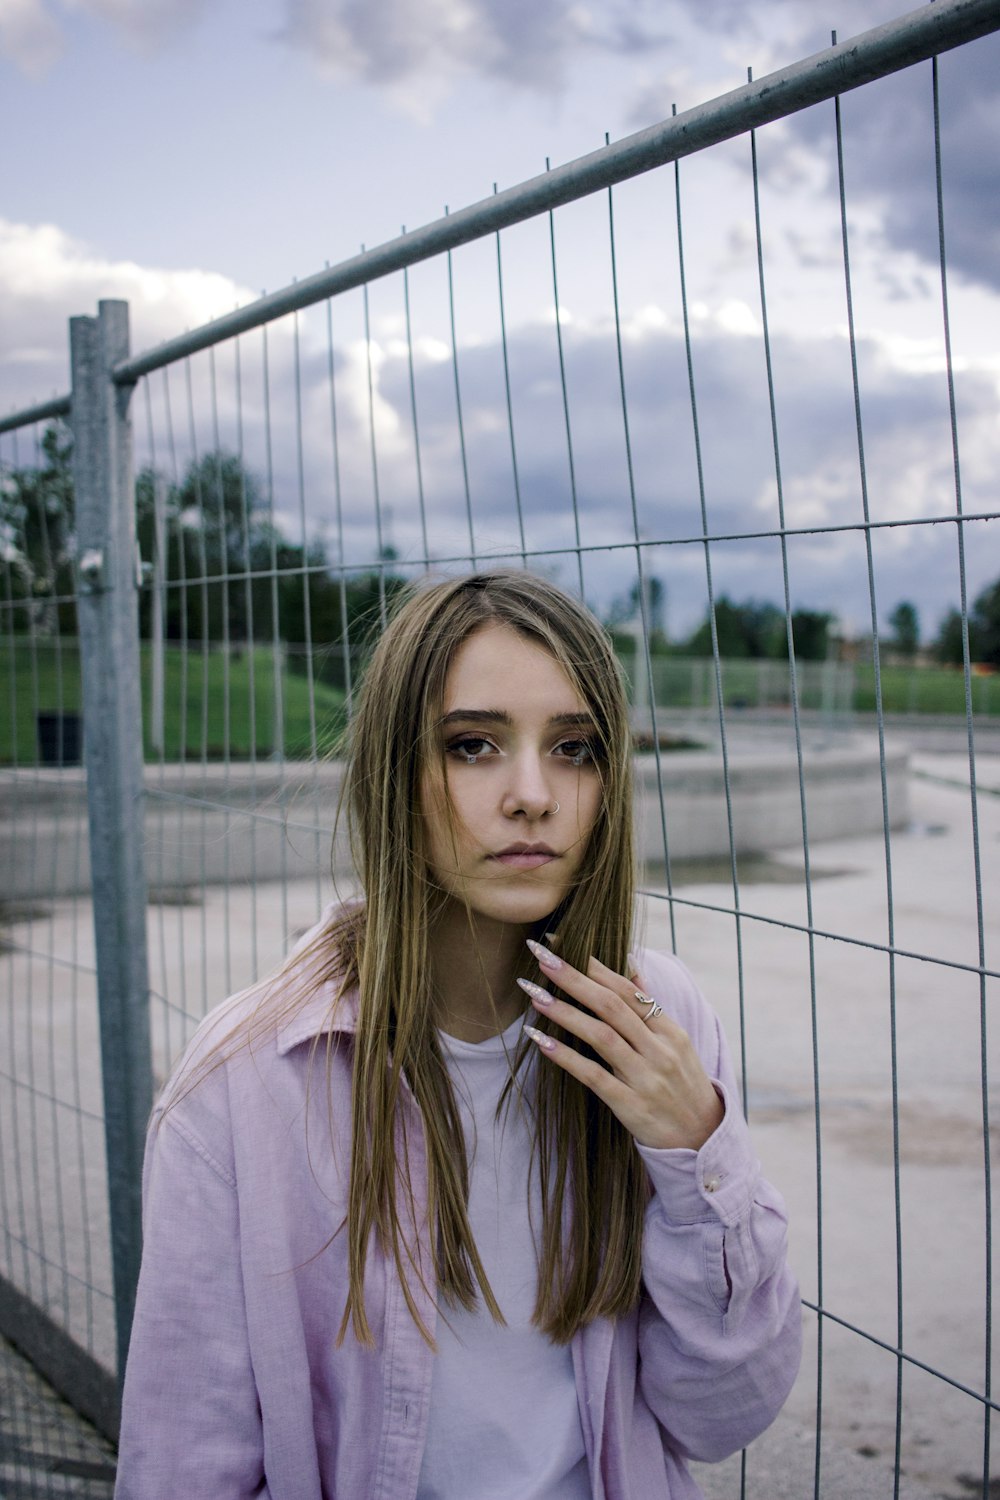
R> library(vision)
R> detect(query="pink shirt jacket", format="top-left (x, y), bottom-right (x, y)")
top-left (115, 942), bottom-right (802, 1500)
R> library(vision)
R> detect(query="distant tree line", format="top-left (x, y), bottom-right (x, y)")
top-left (0, 429), bottom-right (405, 666)
top-left (2, 429), bottom-right (998, 669)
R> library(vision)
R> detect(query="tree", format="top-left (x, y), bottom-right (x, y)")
top-left (888, 601), bottom-right (919, 659)
top-left (787, 609), bottom-right (832, 662)
top-left (0, 424), bottom-right (76, 634)
top-left (972, 579), bottom-right (1000, 667)
top-left (935, 578), bottom-right (1000, 667)
top-left (606, 575), bottom-right (668, 645)
top-left (683, 597), bottom-right (786, 659)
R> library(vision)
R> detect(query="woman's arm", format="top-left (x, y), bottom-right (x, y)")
top-left (519, 940), bottom-right (802, 1463)
top-left (114, 1102), bottom-right (268, 1500)
top-left (632, 972), bottom-right (802, 1461)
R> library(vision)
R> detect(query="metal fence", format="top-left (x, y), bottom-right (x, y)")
top-left (1, 1), bottom-right (998, 1495)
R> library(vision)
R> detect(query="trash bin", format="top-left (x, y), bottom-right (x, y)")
top-left (37, 712), bottom-right (83, 766)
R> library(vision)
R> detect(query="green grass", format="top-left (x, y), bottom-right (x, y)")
top-left (3, 636), bottom-right (996, 766)
top-left (852, 663), bottom-right (999, 715)
top-left (0, 638), bottom-right (346, 764)
top-left (638, 653), bottom-right (1000, 717)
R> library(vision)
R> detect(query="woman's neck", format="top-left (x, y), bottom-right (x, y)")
top-left (429, 906), bottom-right (530, 1043)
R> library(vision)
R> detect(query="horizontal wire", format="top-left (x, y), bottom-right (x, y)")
top-left (801, 1299), bottom-right (1000, 1413)
top-left (0, 1238), bottom-right (114, 1299)
top-left (639, 885), bottom-right (1000, 981)
top-left (0, 1069), bottom-right (104, 1124)
top-left (0, 949), bottom-right (99, 978)
top-left (124, 507), bottom-right (998, 593)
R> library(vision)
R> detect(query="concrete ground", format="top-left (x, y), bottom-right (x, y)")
top-left (0, 1334), bottom-right (115, 1498)
top-left (1, 741), bottom-right (997, 1497)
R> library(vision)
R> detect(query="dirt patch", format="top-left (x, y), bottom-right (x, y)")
top-left (0, 900), bottom-right (53, 952)
top-left (830, 1099), bottom-right (999, 1169)
top-left (642, 854), bottom-right (856, 887)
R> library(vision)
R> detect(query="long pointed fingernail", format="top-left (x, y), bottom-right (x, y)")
top-left (527, 938), bottom-right (561, 971)
top-left (523, 1024), bottom-right (557, 1052)
top-left (517, 977), bottom-right (553, 1004)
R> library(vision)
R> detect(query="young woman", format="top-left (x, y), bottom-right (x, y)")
top-left (115, 570), bottom-right (801, 1500)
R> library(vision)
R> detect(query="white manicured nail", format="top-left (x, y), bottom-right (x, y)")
top-left (527, 938), bottom-right (561, 971)
top-left (517, 977), bottom-right (553, 1004)
top-left (523, 1024), bottom-right (557, 1052)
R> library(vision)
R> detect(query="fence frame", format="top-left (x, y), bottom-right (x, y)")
top-left (69, 303), bottom-right (153, 1386)
top-left (0, 0), bottom-right (997, 1471)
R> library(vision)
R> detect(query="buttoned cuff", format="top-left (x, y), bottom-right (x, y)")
top-left (636, 1080), bottom-right (760, 1227)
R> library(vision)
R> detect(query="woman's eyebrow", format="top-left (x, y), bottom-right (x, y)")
top-left (438, 709), bottom-right (595, 729)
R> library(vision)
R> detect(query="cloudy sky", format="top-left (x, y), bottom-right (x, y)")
top-left (2, 0), bottom-right (998, 639)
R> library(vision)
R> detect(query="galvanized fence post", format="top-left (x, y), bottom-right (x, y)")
top-left (70, 300), bottom-right (153, 1388)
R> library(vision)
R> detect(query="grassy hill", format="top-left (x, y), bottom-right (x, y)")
top-left (1, 639), bottom-right (346, 765)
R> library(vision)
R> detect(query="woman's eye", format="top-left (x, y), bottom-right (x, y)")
top-left (556, 740), bottom-right (594, 766)
top-left (448, 737), bottom-right (495, 764)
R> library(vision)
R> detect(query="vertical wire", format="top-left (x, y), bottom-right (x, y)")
top-left (749, 79), bottom-right (821, 1500)
top-left (402, 246), bottom-right (431, 572)
top-left (1, 433), bottom-right (33, 1293)
top-left (292, 309), bottom-right (323, 913)
top-left (606, 156), bottom-right (677, 952)
top-left (15, 423), bottom-right (49, 1313)
top-left (66, 804), bottom-right (95, 1352)
top-left (445, 216), bottom-right (477, 564)
top-left (47, 417), bottom-right (89, 1344)
top-left (0, 434), bottom-right (22, 1283)
top-left (233, 335), bottom-right (260, 982)
top-left (261, 324), bottom-right (289, 942)
top-left (32, 421), bottom-right (72, 1329)
top-left (183, 359), bottom-right (211, 1013)
top-left (143, 380), bottom-right (173, 1078)
top-left (161, 366), bottom-right (191, 1032)
top-left (672, 122), bottom-right (746, 1051)
top-left (361, 278), bottom-right (388, 625)
top-left (2, 429), bottom-right (33, 1297)
top-left (493, 189), bottom-right (527, 566)
top-left (546, 160), bottom-right (586, 598)
top-left (325, 295), bottom-right (355, 719)
top-left (834, 63), bottom-right (904, 1496)
top-left (260, 319), bottom-right (284, 766)
top-left (209, 350), bottom-right (233, 762)
top-left (933, 51), bottom-right (991, 1496)
top-left (209, 348), bottom-right (233, 998)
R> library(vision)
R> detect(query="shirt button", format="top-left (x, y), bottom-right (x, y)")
top-left (704, 1174), bottom-right (721, 1193)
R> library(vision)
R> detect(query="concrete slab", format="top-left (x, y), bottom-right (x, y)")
top-left (0, 750), bottom-right (996, 1495)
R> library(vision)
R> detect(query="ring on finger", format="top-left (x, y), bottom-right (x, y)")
top-left (635, 989), bottom-right (664, 1023)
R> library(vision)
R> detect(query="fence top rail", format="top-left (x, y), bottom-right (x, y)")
top-left (0, 392), bottom-right (71, 439)
top-left (0, 0), bottom-right (996, 433)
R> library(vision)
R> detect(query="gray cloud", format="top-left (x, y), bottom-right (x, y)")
top-left (0, 0), bottom-right (212, 70)
top-left (280, 0), bottom-right (672, 92)
top-left (759, 27), bottom-right (1000, 295)
top-left (621, 4), bottom-right (1000, 296)
top-left (264, 310), bottom-right (999, 635)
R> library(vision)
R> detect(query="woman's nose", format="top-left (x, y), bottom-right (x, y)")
top-left (501, 754), bottom-right (554, 819)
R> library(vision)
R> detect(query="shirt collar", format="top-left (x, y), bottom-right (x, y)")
top-left (275, 978), bottom-right (360, 1055)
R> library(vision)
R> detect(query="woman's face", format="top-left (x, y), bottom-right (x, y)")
top-left (421, 624), bottom-right (604, 931)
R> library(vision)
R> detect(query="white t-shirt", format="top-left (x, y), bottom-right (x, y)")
top-left (416, 1013), bottom-right (591, 1500)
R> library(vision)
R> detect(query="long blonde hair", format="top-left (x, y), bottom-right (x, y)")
top-left (320, 570), bottom-right (644, 1347)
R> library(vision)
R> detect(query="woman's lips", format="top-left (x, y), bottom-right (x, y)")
top-left (489, 845), bottom-right (558, 868)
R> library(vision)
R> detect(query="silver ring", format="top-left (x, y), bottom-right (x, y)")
top-left (551, 801), bottom-right (560, 814)
top-left (635, 989), bottom-right (663, 1023)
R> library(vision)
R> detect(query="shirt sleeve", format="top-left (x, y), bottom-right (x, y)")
top-left (632, 951), bottom-right (803, 1464)
top-left (114, 1096), bottom-right (270, 1500)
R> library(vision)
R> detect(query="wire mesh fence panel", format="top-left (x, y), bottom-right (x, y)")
top-left (0, 420), bottom-right (119, 1435)
top-left (1, 5), bottom-right (998, 1494)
